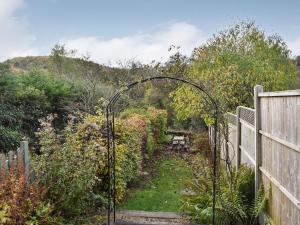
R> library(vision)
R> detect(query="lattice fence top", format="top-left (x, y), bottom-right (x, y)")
top-left (226, 112), bottom-right (236, 125)
top-left (239, 106), bottom-right (255, 125)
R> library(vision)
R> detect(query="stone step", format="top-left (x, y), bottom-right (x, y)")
top-left (115, 221), bottom-right (189, 225)
top-left (114, 210), bottom-right (194, 225)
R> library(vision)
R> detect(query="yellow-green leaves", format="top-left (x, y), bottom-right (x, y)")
top-left (172, 21), bottom-right (296, 122)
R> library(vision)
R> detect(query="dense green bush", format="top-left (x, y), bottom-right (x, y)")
top-left (32, 107), bottom-right (166, 221)
top-left (121, 107), bottom-right (168, 158)
top-left (146, 107), bottom-right (168, 145)
top-left (0, 71), bottom-right (78, 152)
top-left (144, 108), bottom-right (168, 157)
top-left (145, 128), bottom-right (155, 158)
top-left (33, 113), bottom-right (107, 218)
top-left (114, 114), bottom-right (146, 199)
top-left (172, 21), bottom-right (296, 122)
top-left (0, 126), bottom-right (22, 151)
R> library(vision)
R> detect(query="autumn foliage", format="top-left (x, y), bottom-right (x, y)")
top-left (0, 165), bottom-right (45, 225)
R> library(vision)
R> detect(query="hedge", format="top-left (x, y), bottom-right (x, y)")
top-left (33, 107), bottom-right (168, 219)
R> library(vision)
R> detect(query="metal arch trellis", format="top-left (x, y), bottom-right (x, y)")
top-left (106, 76), bottom-right (219, 225)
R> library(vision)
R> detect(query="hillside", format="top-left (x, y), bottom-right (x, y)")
top-left (4, 56), bottom-right (134, 86)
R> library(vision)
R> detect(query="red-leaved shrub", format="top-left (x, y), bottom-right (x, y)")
top-left (0, 164), bottom-right (46, 224)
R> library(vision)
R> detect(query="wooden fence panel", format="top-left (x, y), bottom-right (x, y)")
top-left (227, 123), bottom-right (237, 166)
top-left (218, 113), bottom-right (237, 167)
top-left (240, 121), bottom-right (255, 166)
top-left (220, 109), bottom-right (255, 168)
top-left (259, 93), bottom-right (300, 225)
top-left (212, 87), bottom-right (300, 225)
top-left (239, 106), bottom-right (255, 167)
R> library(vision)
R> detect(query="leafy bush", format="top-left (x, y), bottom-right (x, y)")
top-left (146, 107), bottom-right (168, 145)
top-left (120, 107), bottom-right (168, 158)
top-left (33, 114), bottom-right (105, 218)
top-left (183, 155), bottom-right (267, 225)
top-left (33, 109), bottom-right (159, 219)
top-left (172, 21), bottom-right (296, 122)
top-left (114, 114), bottom-right (146, 199)
top-left (0, 71), bottom-right (78, 152)
top-left (30, 106), bottom-right (167, 221)
top-left (0, 164), bottom-right (53, 225)
top-left (119, 108), bottom-right (147, 119)
top-left (145, 129), bottom-right (155, 158)
top-left (144, 107), bottom-right (168, 157)
top-left (0, 126), bottom-right (22, 151)
top-left (190, 132), bottom-right (211, 157)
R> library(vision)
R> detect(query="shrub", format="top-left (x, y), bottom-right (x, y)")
top-left (119, 108), bottom-right (147, 119)
top-left (145, 129), bottom-right (155, 158)
top-left (120, 107), bottom-right (168, 158)
top-left (182, 155), bottom-right (267, 225)
top-left (172, 21), bottom-right (296, 122)
top-left (0, 126), bottom-right (22, 152)
top-left (143, 107), bottom-right (168, 158)
top-left (146, 107), bottom-right (168, 145)
top-left (0, 71), bottom-right (79, 152)
top-left (33, 114), bottom-right (105, 217)
top-left (33, 110), bottom-right (150, 218)
top-left (32, 107), bottom-right (167, 220)
top-left (0, 165), bottom-right (50, 225)
top-left (114, 114), bottom-right (146, 199)
top-left (190, 132), bottom-right (211, 160)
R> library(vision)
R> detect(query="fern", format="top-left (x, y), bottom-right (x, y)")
top-left (251, 185), bottom-right (268, 218)
top-left (182, 156), bottom-right (268, 225)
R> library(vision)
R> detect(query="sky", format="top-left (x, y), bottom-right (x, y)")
top-left (1, 0), bottom-right (300, 65)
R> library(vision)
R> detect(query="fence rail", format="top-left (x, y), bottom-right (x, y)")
top-left (214, 85), bottom-right (300, 225)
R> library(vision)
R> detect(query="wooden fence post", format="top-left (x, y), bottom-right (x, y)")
top-left (236, 106), bottom-right (241, 168)
top-left (20, 141), bottom-right (30, 183)
top-left (0, 153), bottom-right (5, 180)
top-left (254, 85), bottom-right (264, 224)
top-left (8, 151), bottom-right (14, 170)
top-left (254, 85), bottom-right (263, 197)
top-left (17, 147), bottom-right (24, 173)
top-left (224, 118), bottom-right (229, 167)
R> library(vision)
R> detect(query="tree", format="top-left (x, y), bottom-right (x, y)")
top-left (50, 43), bottom-right (76, 76)
top-left (0, 71), bottom-right (78, 152)
top-left (77, 54), bottom-right (114, 113)
top-left (172, 21), bottom-right (296, 122)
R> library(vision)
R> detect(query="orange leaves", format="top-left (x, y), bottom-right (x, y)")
top-left (0, 165), bottom-right (45, 225)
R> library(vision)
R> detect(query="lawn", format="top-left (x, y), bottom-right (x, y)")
top-left (119, 156), bottom-right (193, 212)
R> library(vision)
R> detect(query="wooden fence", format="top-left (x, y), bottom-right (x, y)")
top-left (217, 85), bottom-right (300, 225)
top-left (220, 107), bottom-right (256, 168)
top-left (0, 141), bottom-right (30, 182)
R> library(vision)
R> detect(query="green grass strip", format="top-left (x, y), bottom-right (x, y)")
top-left (119, 156), bottom-right (193, 212)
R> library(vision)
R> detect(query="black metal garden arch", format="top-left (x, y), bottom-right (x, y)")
top-left (106, 76), bottom-right (219, 225)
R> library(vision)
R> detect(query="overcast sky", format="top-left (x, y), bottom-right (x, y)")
top-left (1, 0), bottom-right (300, 65)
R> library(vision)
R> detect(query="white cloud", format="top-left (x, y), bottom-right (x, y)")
top-left (63, 22), bottom-right (206, 65)
top-left (0, 0), bottom-right (39, 61)
top-left (288, 37), bottom-right (300, 56)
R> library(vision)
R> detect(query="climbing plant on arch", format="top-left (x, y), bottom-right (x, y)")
top-left (106, 76), bottom-right (219, 225)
